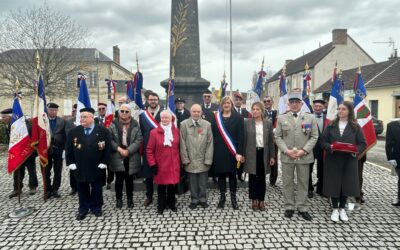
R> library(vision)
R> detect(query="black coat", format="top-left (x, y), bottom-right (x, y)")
top-left (321, 122), bottom-right (367, 197)
top-left (313, 113), bottom-right (327, 159)
top-left (201, 103), bottom-right (219, 124)
top-left (49, 116), bottom-right (66, 155)
top-left (139, 109), bottom-right (162, 178)
top-left (386, 120), bottom-right (400, 164)
top-left (211, 111), bottom-right (244, 174)
top-left (175, 108), bottom-right (190, 129)
top-left (65, 124), bottom-right (111, 183)
top-left (264, 109), bottom-right (277, 127)
top-left (234, 107), bottom-right (251, 119)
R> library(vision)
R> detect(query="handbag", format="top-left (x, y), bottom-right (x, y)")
top-left (175, 168), bottom-right (189, 195)
top-left (331, 141), bottom-right (358, 154)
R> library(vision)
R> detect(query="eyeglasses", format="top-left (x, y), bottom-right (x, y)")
top-left (203, 95), bottom-right (211, 98)
top-left (120, 110), bottom-right (130, 114)
top-left (98, 108), bottom-right (105, 111)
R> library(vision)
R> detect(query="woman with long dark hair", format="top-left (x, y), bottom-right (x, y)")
top-left (322, 101), bottom-right (366, 222)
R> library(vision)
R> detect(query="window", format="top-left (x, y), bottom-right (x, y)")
top-left (370, 100), bottom-right (378, 118)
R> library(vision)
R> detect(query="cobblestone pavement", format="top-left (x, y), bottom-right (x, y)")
top-left (1, 149), bottom-right (400, 249)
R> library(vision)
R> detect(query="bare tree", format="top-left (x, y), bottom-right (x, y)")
top-left (0, 3), bottom-right (89, 98)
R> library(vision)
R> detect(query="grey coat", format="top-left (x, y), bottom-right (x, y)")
top-left (180, 119), bottom-right (214, 173)
top-left (108, 119), bottom-right (143, 175)
top-left (274, 112), bottom-right (319, 164)
top-left (243, 119), bottom-right (275, 175)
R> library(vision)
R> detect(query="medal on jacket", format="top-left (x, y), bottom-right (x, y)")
top-left (98, 141), bottom-right (105, 151)
top-left (74, 137), bottom-right (81, 149)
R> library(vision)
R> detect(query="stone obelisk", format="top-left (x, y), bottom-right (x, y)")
top-left (161, 0), bottom-right (210, 105)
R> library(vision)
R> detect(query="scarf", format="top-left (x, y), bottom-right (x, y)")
top-left (161, 123), bottom-right (173, 147)
top-left (118, 117), bottom-right (132, 147)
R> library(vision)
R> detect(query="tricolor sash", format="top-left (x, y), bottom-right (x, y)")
top-left (142, 110), bottom-right (159, 129)
top-left (215, 111), bottom-right (237, 157)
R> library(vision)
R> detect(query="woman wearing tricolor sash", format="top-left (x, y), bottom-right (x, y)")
top-left (211, 96), bottom-right (244, 209)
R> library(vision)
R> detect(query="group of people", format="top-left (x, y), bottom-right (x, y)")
top-left (2, 87), bottom-right (400, 223)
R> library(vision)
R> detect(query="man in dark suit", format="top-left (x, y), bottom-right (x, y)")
top-left (263, 96), bottom-right (278, 186)
top-left (65, 103), bottom-right (78, 196)
top-left (175, 97), bottom-right (190, 129)
top-left (386, 118), bottom-right (400, 206)
top-left (95, 102), bottom-right (107, 126)
top-left (66, 107), bottom-right (111, 220)
top-left (46, 103), bottom-right (66, 198)
top-left (201, 89), bottom-right (218, 123)
top-left (139, 92), bottom-right (163, 207)
top-left (308, 99), bottom-right (326, 198)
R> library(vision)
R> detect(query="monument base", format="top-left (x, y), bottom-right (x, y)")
top-left (161, 76), bottom-right (210, 106)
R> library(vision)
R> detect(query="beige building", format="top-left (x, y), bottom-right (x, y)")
top-left (314, 55), bottom-right (400, 134)
top-left (0, 46), bottom-right (133, 117)
top-left (267, 29), bottom-right (375, 104)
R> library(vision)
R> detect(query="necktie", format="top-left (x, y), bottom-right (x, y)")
top-left (316, 115), bottom-right (321, 118)
top-left (293, 113), bottom-right (298, 118)
top-left (206, 105), bottom-right (210, 109)
top-left (195, 121), bottom-right (200, 127)
top-left (85, 128), bottom-right (90, 135)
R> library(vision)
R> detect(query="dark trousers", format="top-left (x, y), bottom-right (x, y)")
top-left (157, 184), bottom-right (176, 210)
top-left (45, 154), bottom-right (63, 192)
top-left (145, 177), bottom-right (154, 199)
top-left (107, 165), bottom-right (115, 185)
top-left (357, 160), bottom-right (365, 198)
top-left (396, 167), bottom-right (400, 199)
top-left (309, 155), bottom-right (324, 193)
top-left (249, 149), bottom-right (266, 201)
top-left (115, 159), bottom-right (134, 200)
top-left (269, 145), bottom-right (279, 186)
top-left (218, 173), bottom-right (237, 194)
top-left (13, 155), bottom-right (38, 191)
top-left (77, 180), bottom-right (103, 214)
top-left (70, 170), bottom-right (77, 191)
top-left (331, 196), bottom-right (347, 209)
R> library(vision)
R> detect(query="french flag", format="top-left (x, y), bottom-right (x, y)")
top-left (31, 75), bottom-right (51, 167)
top-left (278, 71), bottom-right (288, 115)
top-left (105, 79), bottom-right (116, 128)
top-left (134, 72), bottom-right (144, 110)
top-left (8, 94), bottom-right (34, 173)
top-left (75, 73), bottom-right (92, 125)
top-left (326, 70), bottom-right (344, 122)
top-left (167, 77), bottom-right (177, 126)
top-left (301, 70), bottom-right (312, 113)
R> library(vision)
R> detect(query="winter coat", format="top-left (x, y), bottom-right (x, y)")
top-left (146, 125), bottom-right (180, 185)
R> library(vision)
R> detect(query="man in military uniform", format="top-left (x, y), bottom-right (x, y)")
top-left (275, 90), bottom-right (318, 221)
top-left (175, 97), bottom-right (190, 129)
top-left (201, 89), bottom-right (218, 123)
top-left (66, 107), bottom-right (111, 220)
top-left (96, 102), bottom-right (107, 126)
top-left (45, 103), bottom-right (66, 198)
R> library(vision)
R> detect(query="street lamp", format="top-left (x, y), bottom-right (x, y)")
top-left (94, 49), bottom-right (100, 105)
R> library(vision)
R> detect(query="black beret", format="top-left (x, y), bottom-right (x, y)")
top-left (175, 98), bottom-right (185, 104)
top-left (1, 108), bottom-right (13, 115)
top-left (79, 107), bottom-right (95, 114)
top-left (313, 99), bottom-right (326, 105)
top-left (47, 103), bottom-right (59, 109)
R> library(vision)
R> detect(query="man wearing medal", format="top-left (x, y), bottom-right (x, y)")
top-left (275, 89), bottom-right (318, 221)
top-left (65, 107), bottom-right (111, 220)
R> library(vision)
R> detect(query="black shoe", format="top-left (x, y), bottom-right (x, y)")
top-left (284, 210), bottom-right (294, 218)
top-left (217, 193), bottom-right (226, 209)
top-left (189, 203), bottom-right (198, 210)
top-left (157, 209), bottom-right (164, 215)
top-left (52, 191), bottom-right (61, 198)
top-left (231, 192), bottom-right (239, 210)
top-left (127, 199), bottom-right (134, 209)
top-left (69, 189), bottom-right (77, 196)
top-left (116, 199), bottom-right (123, 209)
top-left (392, 200), bottom-right (400, 206)
top-left (170, 206), bottom-right (178, 212)
top-left (298, 211), bottom-right (312, 221)
top-left (355, 197), bottom-right (365, 204)
top-left (76, 213), bottom-right (87, 220)
top-left (9, 190), bottom-right (20, 199)
top-left (212, 177), bottom-right (218, 184)
top-left (106, 184), bottom-right (111, 190)
top-left (44, 192), bottom-right (52, 200)
top-left (29, 188), bottom-right (37, 195)
top-left (308, 191), bottom-right (314, 198)
top-left (199, 202), bottom-right (209, 208)
top-left (94, 211), bottom-right (102, 217)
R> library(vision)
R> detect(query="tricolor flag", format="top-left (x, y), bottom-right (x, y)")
top-left (167, 76), bottom-right (177, 126)
top-left (354, 67), bottom-right (377, 156)
top-left (326, 69), bottom-right (344, 122)
top-left (105, 79), bottom-right (116, 128)
top-left (126, 79), bottom-right (134, 103)
top-left (254, 69), bottom-right (266, 99)
top-left (8, 93), bottom-right (34, 173)
top-left (301, 64), bottom-right (312, 113)
top-left (134, 71), bottom-right (144, 110)
top-left (31, 75), bottom-right (51, 167)
top-left (75, 73), bottom-right (92, 125)
top-left (278, 69), bottom-right (288, 114)
top-left (217, 79), bottom-right (228, 103)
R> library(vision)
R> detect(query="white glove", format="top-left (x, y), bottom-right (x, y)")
top-left (388, 160), bottom-right (397, 167)
top-left (98, 163), bottom-right (107, 169)
top-left (68, 164), bottom-right (77, 170)
top-left (62, 151), bottom-right (65, 159)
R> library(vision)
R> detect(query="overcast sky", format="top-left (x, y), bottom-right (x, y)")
top-left (1, 0), bottom-right (399, 96)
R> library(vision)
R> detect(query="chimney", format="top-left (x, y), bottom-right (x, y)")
top-left (113, 45), bottom-right (120, 64)
top-left (332, 29), bottom-right (347, 45)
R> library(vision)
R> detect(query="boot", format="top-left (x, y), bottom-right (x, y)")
top-left (217, 193), bottom-right (226, 209)
top-left (116, 199), bottom-right (123, 209)
top-left (127, 198), bottom-right (134, 209)
top-left (231, 192), bottom-right (239, 210)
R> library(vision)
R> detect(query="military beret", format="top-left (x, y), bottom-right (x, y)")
top-left (313, 99), bottom-right (326, 105)
top-left (233, 92), bottom-right (243, 100)
top-left (47, 103), bottom-right (59, 109)
top-left (79, 107), bottom-right (95, 114)
top-left (0, 108), bottom-right (13, 115)
top-left (175, 98), bottom-right (185, 104)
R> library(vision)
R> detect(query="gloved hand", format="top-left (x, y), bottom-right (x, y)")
top-left (68, 164), bottom-right (77, 170)
top-left (388, 160), bottom-right (398, 167)
top-left (98, 163), bottom-right (107, 169)
top-left (151, 165), bottom-right (158, 175)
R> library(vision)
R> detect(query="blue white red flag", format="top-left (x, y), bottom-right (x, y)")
top-left (326, 70), bottom-right (344, 122)
top-left (278, 71), bottom-right (288, 114)
top-left (167, 78), bottom-right (177, 126)
top-left (214, 110), bottom-right (237, 156)
top-left (105, 79), bottom-right (116, 128)
top-left (301, 70), bottom-right (312, 113)
top-left (75, 73), bottom-right (92, 125)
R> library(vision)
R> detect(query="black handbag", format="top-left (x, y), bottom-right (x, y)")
top-left (175, 168), bottom-right (189, 195)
